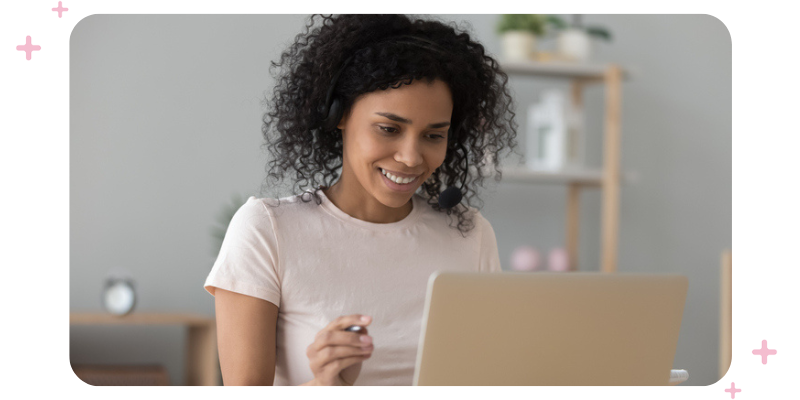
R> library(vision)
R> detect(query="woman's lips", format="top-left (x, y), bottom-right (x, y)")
top-left (380, 168), bottom-right (422, 179)
top-left (379, 168), bottom-right (419, 192)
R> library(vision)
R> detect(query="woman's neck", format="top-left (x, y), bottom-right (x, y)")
top-left (322, 180), bottom-right (413, 224)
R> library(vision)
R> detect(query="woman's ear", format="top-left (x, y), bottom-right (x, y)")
top-left (336, 109), bottom-right (349, 132)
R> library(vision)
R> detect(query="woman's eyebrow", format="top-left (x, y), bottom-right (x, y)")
top-left (374, 112), bottom-right (451, 129)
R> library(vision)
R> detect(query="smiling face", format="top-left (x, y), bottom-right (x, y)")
top-left (333, 78), bottom-right (453, 216)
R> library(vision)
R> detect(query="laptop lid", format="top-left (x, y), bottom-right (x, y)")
top-left (412, 271), bottom-right (688, 385)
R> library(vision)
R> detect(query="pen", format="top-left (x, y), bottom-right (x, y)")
top-left (344, 325), bottom-right (365, 333)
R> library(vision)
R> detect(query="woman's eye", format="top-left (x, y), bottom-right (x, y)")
top-left (378, 126), bottom-right (444, 140)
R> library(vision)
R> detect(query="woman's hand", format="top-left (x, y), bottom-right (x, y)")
top-left (306, 314), bottom-right (374, 385)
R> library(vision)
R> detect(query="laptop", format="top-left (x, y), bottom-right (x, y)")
top-left (412, 271), bottom-right (688, 385)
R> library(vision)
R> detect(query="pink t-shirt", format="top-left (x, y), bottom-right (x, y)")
top-left (204, 188), bottom-right (502, 385)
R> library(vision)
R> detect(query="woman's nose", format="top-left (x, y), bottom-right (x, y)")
top-left (394, 138), bottom-right (424, 167)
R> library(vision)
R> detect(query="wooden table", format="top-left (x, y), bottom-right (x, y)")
top-left (70, 312), bottom-right (219, 386)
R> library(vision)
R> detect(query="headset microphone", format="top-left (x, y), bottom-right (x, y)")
top-left (438, 186), bottom-right (462, 209)
top-left (437, 140), bottom-right (469, 209)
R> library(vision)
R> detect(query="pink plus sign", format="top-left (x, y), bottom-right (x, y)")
top-left (725, 382), bottom-right (741, 399)
top-left (16, 36), bottom-right (41, 61)
top-left (752, 339), bottom-right (777, 364)
top-left (52, 1), bottom-right (69, 18)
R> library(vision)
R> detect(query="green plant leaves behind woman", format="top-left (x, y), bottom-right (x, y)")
top-left (497, 14), bottom-right (548, 36)
top-left (545, 14), bottom-right (613, 42)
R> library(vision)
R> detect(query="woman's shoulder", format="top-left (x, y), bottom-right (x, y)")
top-left (415, 195), bottom-right (491, 238)
top-left (228, 196), bottom-right (276, 226)
top-left (244, 191), bottom-right (326, 220)
top-left (466, 206), bottom-right (492, 239)
top-left (226, 194), bottom-right (317, 237)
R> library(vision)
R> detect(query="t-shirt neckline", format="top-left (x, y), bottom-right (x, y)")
top-left (315, 187), bottom-right (423, 232)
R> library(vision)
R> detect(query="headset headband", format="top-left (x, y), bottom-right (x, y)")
top-left (318, 34), bottom-right (451, 132)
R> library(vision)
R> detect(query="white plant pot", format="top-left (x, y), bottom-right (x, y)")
top-left (557, 28), bottom-right (592, 62)
top-left (501, 31), bottom-right (537, 61)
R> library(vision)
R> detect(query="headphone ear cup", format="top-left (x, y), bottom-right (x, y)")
top-left (447, 127), bottom-right (455, 148)
top-left (324, 97), bottom-right (344, 132)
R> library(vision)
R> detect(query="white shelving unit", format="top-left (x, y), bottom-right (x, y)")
top-left (497, 60), bottom-right (632, 273)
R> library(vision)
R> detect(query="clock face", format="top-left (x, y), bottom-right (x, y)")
top-left (104, 281), bottom-right (135, 315)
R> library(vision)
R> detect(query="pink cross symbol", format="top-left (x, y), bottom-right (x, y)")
top-left (752, 339), bottom-right (777, 364)
top-left (725, 382), bottom-right (741, 399)
top-left (52, 1), bottom-right (69, 18)
top-left (16, 36), bottom-right (41, 61)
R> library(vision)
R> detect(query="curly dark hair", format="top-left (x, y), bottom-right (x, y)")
top-left (259, 14), bottom-right (521, 236)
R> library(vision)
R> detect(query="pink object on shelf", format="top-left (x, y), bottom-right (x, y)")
top-left (510, 246), bottom-right (541, 271)
top-left (548, 247), bottom-right (570, 272)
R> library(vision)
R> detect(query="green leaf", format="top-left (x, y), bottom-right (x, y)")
top-left (545, 15), bottom-right (567, 30)
top-left (497, 14), bottom-right (548, 35)
top-left (586, 26), bottom-right (612, 41)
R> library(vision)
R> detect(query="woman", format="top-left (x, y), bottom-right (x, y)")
top-left (204, 14), bottom-right (519, 386)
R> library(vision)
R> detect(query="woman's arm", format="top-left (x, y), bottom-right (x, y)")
top-left (214, 287), bottom-right (278, 385)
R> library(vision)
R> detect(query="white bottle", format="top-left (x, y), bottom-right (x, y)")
top-left (527, 90), bottom-right (566, 171)
top-left (526, 89), bottom-right (585, 171)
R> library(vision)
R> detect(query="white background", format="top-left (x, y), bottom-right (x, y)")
top-left (0, 0), bottom-right (792, 398)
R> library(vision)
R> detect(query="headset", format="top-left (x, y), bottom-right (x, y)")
top-left (317, 53), bottom-right (355, 133)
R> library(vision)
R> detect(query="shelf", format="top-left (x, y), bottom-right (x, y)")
top-left (70, 312), bottom-right (214, 327)
top-left (70, 312), bottom-right (219, 385)
top-left (497, 165), bottom-right (638, 187)
top-left (499, 60), bottom-right (633, 81)
top-left (493, 58), bottom-right (628, 273)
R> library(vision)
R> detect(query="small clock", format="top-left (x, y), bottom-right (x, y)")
top-left (102, 277), bottom-right (137, 316)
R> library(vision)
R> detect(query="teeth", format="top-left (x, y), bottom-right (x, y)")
top-left (381, 168), bottom-right (417, 185)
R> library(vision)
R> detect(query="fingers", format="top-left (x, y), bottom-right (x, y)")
top-left (309, 342), bottom-right (373, 369)
top-left (322, 352), bottom-right (371, 378)
top-left (307, 340), bottom-right (373, 374)
top-left (309, 328), bottom-right (373, 354)
top-left (313, 314), bottom-right (371, 349)
top-left (307, 314), bottom-right (375, 385)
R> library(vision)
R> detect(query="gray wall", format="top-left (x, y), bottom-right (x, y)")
top-left (70, 14), bottom-right (730, 386)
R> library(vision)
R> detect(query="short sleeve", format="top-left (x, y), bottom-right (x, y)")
top-left (204, 196), bottom-right (282, 307)
top-left (477, 213), bottom-right (502, 273)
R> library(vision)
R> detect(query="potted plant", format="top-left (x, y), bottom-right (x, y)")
top-left (496, 14), bottom-right (548, 61)
top-left (547, 14), bottom-right (612, 63)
